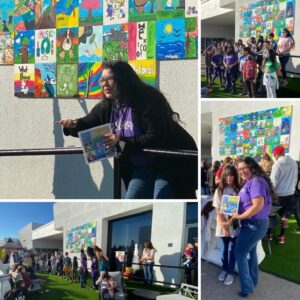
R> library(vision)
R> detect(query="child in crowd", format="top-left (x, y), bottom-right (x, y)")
top-left (72, 256), bottom-right (78, 283)
top-left (63, 252), bottom-right (72, 281)
top-left (91, 256), bottom-right (99, 290)
top-left (268, 33), bottom-right (278, 52)
top-left (182, 243), bottom-right (194, 268)
top-left (211, 49), bottom-right (224, 87)
top-left (239, 46), bottom-right (250, 95)
top-left (242, 54), bottom-right (257, 98)
top-left (263, 49), bottom-right (281, 98)
top-left (213, 164), bottom-right (240, 286)
top-left (96, 273), bottom-right (117, 300)
top-left (202, 47), bottom-right (213, 86)
top-left (223, 46), bottom-right (239, 94)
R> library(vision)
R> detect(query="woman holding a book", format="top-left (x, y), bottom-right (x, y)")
top-left (223, 157), bottom-right (273, 298)
top-left (213, 164), bottom-right (240, 286)
top-left (57, 61), bottom-right (197, 199)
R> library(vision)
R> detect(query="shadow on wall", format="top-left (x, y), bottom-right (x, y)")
top-left (159, 252), bottom-right (182, 286)
top-left (52, 98), bottom-right (113, 199)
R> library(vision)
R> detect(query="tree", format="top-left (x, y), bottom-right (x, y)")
top-left (21, 37), bottom-right (29, 63)
top-left (81, 0), bottom-right (101, 20)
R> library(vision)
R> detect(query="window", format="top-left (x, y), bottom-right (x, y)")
top-left (186, 203), bottom-right (198, 224)
top-left (107, 211), bottom-right (152, 270)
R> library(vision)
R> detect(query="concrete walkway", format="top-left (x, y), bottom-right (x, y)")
top-left (201, 260), bottom-right (300, 300)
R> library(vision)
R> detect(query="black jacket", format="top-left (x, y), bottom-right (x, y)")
top-left (64, 99), bottom-right (198, 198)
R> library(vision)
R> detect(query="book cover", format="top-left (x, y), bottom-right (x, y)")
top-left (220, 195), bottom-right (240, 215)
top-left (78, 123), bottom-right (116, 164)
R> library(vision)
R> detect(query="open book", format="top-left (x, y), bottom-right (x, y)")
top-left (78, 123), bottom-right (116, 164)
top-left (220, 195), bottom-right (240, 215)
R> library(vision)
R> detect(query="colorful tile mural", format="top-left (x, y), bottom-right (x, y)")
top-left (9, 0), bottom-right (198, 98)
top-left (239, 0), bottom-right (295, 40)
top-left (219, 106), bottom-right (292, 158)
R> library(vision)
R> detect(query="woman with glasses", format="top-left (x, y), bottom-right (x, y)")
top-left (58, 61), bottom-right (197, 199)
top-left (223, 157), bottom-right (273, 298)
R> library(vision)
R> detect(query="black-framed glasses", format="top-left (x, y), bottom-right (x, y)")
top-left (99, 76), bottom-right (114, 85)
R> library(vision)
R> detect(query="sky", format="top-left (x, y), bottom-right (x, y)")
top-left (0, 202), bottom-right (54, 240)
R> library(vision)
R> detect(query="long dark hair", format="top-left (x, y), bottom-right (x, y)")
top-left (282, 28), bottom-right (295, 48)
top-left (144, 241), bottom-right (154, 249)
top-left (218, 164), bottom-right (240, 196)
top-left (102, 61), bottom-right (180, 122)
top-left (267, 49), bottom-right (277, 65)
top-left (238, 157), bottom-right (276, 202)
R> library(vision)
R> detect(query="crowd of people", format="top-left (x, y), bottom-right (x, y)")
top-left (202, 28), bottom-right (295, 98)
top-left (2, 240), bottom-right (198, 299)
top-left (201, 146), bottom-right (300, 298)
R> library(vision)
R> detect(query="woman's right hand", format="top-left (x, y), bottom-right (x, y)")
top-left (56, 119), bottom-right (77, 128)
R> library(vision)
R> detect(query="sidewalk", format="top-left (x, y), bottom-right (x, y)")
top-left (201, 260), bottom-right (300, 300)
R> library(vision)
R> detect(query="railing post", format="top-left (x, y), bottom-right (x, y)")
top-left (113, 156), bottom-right (121, 199)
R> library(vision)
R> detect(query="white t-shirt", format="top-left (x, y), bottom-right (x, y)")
top-left (213, 187), bottom-right (240, 238)
top-left (142, 248), bottom-right (156, 263)
top-left (278, 37), bottom-right (294, 54)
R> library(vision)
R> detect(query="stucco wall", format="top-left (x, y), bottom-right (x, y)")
top-left (53, 202), bottom-right (189, 285)
top-left (0, 60), bottom-right (198, 199)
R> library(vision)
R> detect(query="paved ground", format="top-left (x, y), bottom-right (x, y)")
top-left (201, 260), bottom-right (300, 300)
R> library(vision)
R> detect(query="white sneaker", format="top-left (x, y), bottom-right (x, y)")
top-left (218, 270), bottom-right (227, 281)
top-left (282, 79), bottom-right (288, 86)
top-left (224, 273), bottom-right (234, 285)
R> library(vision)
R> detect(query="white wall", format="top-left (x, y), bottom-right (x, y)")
top-left (205, 101), bottom-right (300, 161)
top-left (201, 25), bottom-right (235, 39)
top-left (53, 202), bottom-right (190, 285)
top-left (0, 60), bottom-right (198, 199)
top-left (19, 223), bottom-right (43, 250)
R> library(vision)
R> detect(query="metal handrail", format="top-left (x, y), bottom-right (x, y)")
top-left (0, 147), bottom-right (198, 199)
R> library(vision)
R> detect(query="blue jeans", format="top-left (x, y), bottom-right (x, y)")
top-left (201, 186), bottom-right (210, 195)
top-left (80, 268), bottom-right (86, 287)
top-left (279, 54), bottom-right (290, 79)
top-left (235, 219), bottom-right (269, 294)
top-left (221, 236), bottom-right (237, 274)
top-left (125, 166), bottom-right (176, 199)
top-left (143, 262), bottom-right (154, 283)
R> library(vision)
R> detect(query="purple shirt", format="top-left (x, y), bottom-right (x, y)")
top-left (224, 54), bottom-right (238, 66)
top-left (238, 176), bottom-right (272, 220)
top-left (110, 103), bottom-right (153, 166)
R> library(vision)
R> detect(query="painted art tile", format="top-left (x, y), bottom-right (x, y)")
top-left (156, 18), bottom-right (185, 60)
top-left (79, 25), bottom-right (103, 62)
top-left (128, 59), bottom-right (156, 87)
top-left (128, 21), bottom-right (155, 60)
top-left (35, 0), bottom-right (56, 29)
top-left (103, 0), bottom-right (128, 25)
top-left (57, 64), bottom-right (78, 97)
top-left (14, 30), bottom-right (35, 64)
top-left (103, 23), bottom-right (128, 61)
top-left (14, 63), bottom-right (35, 97)
top-left (56, 0), bottom-right (79, 28)
top-left (35, 63), bottom-right (56, 97)
top-left (129, 0), bottom-right (157, 22)
top-left (185, 0), bottom-right (198, 18)
top-left (185, 17), bottom-right (197, 58)
top-left (78, 62), bottom-right (102, 99)
top-left (0, 32), bottom-right (14, 64)
top-left (14, 0), bottom-right (35, 32)
top-left (156, 0), bottom-right (185, 20)
top-left (57, 27), bottom-right (79, 63)
top-left (0, 0), bottom-right (14, 33)
top-left (35, 29), bottom-right (56, 63)
top-left (79, 0), bottom-right (103, 26)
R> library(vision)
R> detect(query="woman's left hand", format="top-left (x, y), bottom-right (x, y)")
top-left (231, 213), bottom-right (240, 220)
top-left (104, 133), bottom-right (120, 149)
